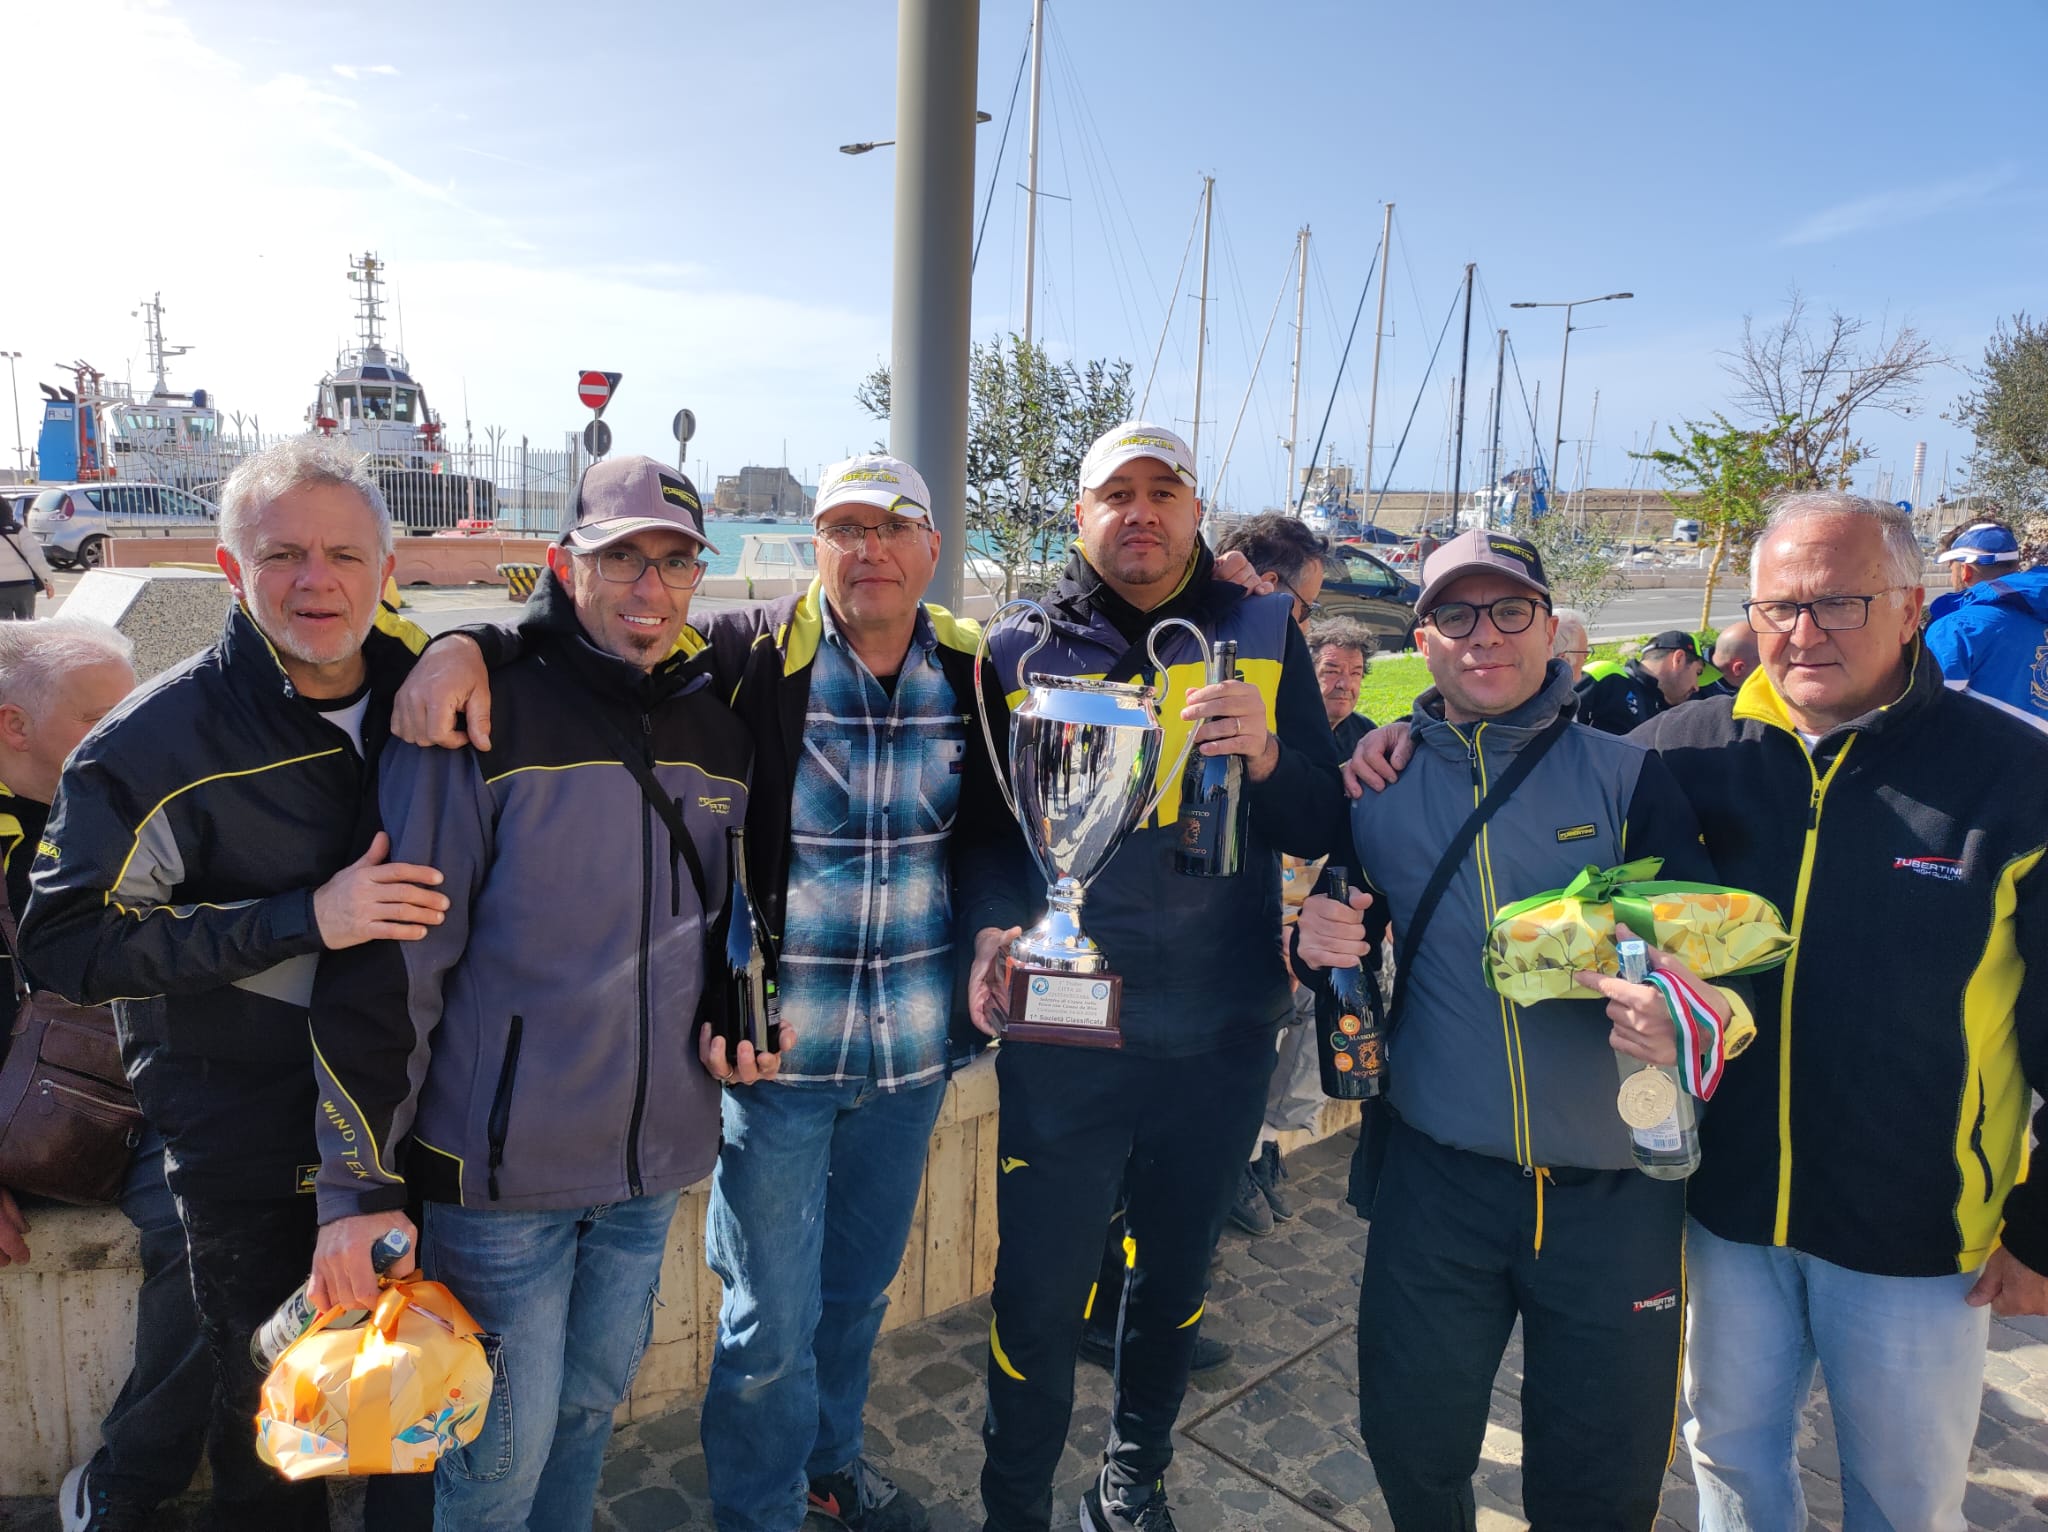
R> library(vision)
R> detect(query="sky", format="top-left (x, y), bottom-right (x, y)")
top-left (2, 0), bottom-right (2043, 516)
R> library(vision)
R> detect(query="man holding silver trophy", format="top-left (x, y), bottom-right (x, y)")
top-left (961, 423), bottom-right (1346, 1532)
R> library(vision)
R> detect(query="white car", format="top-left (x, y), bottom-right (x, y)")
top-left (25, 482), bottom-right (221, 568)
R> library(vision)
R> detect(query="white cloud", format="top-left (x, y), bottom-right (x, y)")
top-left (1781, 168), bottom-right (2017, 247)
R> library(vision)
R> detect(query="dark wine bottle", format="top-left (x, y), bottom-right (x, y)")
top-left (722, 825), bottom-right (781, 1055)
top-left (1174, 639), bottom-right (1249, 877)
top-left (1315, 870), bottom-right (1385, 1100)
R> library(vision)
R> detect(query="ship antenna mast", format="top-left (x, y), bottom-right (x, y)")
top-left (133, 292), bottom-right (191, 399)
top-left (347, 253), bottom-right (386, 355)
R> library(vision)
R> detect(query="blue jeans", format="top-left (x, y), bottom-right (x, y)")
top-left (1683, 1217), bottom-right (1989, 1532)
top-left (423, 1192), bottom-right (679, 1532)
top-left (700, 1077), bottom-right (946, 1532)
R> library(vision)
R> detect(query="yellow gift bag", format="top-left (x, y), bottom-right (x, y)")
top-left (1484, 857), bottom-right (1795, 1007)
top-left (255, 1277), bottom-right (493, 1480)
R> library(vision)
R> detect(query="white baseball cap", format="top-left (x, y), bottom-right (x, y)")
top-left (1078, 421), bottom-right (1198, 493)
top-left (813, 454), bottom-right (933, 523)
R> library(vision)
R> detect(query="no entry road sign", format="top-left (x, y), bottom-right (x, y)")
top-left (577, 371), bottom-right (622, 414)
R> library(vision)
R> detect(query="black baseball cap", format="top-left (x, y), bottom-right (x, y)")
top-left (1645, 630), bottom-right (1701, 660)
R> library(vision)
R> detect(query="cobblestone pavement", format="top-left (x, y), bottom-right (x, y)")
top-left (6, 1130), bottom-right (2044, 1531)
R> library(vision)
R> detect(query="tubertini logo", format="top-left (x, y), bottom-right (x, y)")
top-left (1631, 1288), bottom-right (1679, 1314)
top-left (698, 795), bottom-right (732, 815)
top-left (1893, 855), bottom-right (1965, 883)
top-left (1556, 823), bottom-right (1597, 843)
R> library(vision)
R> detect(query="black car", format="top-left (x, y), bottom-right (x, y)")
top-left (1320, 542), bottom-right (1421, 649)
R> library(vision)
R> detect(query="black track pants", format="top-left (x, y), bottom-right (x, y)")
top-left (1356, 1118), bottom-right (1685, 1532)
top-left (979, 1032), bottom-right (1276, 1532)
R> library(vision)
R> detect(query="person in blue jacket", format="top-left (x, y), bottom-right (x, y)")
top-left (1925, 520), bottom-right (2048, 723)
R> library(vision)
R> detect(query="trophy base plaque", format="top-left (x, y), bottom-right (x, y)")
top-left (1003, 962), bottom-right (1123, 1048)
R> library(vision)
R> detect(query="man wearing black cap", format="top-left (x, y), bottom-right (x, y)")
top-left (1578, 629), bottom-right (1704, 734)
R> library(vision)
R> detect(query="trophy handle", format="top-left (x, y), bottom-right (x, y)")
top-left (972, 598), bottom-right (1051, 824)
top-left (1137, 616), bottom-right (1208, 825)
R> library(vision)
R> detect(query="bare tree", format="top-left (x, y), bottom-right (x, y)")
top-left (1721, 289), bottom-right (1945, 489)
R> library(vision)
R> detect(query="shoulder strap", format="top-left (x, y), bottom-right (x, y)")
top-left (0, 865), bottom-right (30, 1006)
top-left (557, 683), bottom-right (713, 915)
top-left (1384, 712), bottom-right (1572, 1042)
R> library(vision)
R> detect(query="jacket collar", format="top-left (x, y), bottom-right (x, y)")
top-left (1732, 637), bottom-right (1942, 745)
top-left (1410, 658), bottom-right (1580, 760)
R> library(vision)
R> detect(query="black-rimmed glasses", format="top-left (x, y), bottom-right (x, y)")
top-left (1742, 588), bottom-right (1905, 634)
top-left (1425, 596), bottom-right (1548, 639)
top-left (1276, 571), bottom-right (1323, 620)
top-left (589, 547), bottom-right (706, 590)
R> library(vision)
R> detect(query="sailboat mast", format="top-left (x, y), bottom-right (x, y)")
top-left (1488, 327), bottom-right (1507, 506)
top-left (1450, 263), bottom-right (1475, 525)
top-left (1362, 201), bottom-right (1393, 495)
top-left (1021, 0), bottom-right (1045, 349)
top-left (1191, 174), bottom-right (1214, 472)
top-left (1286, 225), bottom-right (1308, 513)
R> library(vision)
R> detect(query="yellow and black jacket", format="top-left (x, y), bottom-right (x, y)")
top-left (19, 603), bottom-right (428, 1202)
top-left (961, 544), bottom-right (1342, 1055)
top-left (1639, 647), bottom-right (2048, 1278)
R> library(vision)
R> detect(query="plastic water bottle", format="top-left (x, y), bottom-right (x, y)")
top-left (250, 1227), bottom-right (412, 1369)
top-left (1613, 939), bottom-right (1701, 1180)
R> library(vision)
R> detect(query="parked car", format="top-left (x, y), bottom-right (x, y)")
top-left (1322, 542), bottom-right (1422, 649)
top-left (25, 482), bottom-right (221, 568)
top-left (1671, 518), bottom-right (1701, 544)
top-left (0, 487), bottom-right (41, 533)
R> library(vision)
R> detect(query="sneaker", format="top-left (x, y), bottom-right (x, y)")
top-left (808, 1457), bottom-right (929, 1532)
top-left (58, 1466), bottom-right (151, 1532)
top-left (1226, 1162), bottom-right (1274, 1236)
top-left (1080, 1470), bottom-right (1178, 1532)
top-left (1258, 1141), bottom-right (1294, 1222)
top-left (1077, 1327), bottom-right (1235, 1376)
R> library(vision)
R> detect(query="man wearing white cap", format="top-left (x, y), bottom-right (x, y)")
top-left (385, 451), bottom-right (1016, 1532)
top-left (963, 422), bottom-right (1345, 1532)
top-left (1926, 519), bottom-right (2048, 723)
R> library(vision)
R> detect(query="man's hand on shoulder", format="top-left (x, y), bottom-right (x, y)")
top-left (1212, 550), bottom-right (1278, 597)
top-left (1968, 1246), bottom-right (2048, 1318)
top-left (313, 832), bottom-right (449, 949)
top-left (393, 634), bottom-right (494, 751)
top-left (1345, 720), bottom-right (1414, 798)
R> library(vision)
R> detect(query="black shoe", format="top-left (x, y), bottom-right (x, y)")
top-left (1078, 1328), bottom-right (1234, 1376)
top-left (58, 1466), bottom-right (151, 1532)
top-left (1226, 1162), bottom-right (1274, 1236)
top-left (808, 1457), bottom-right (929, 1532)
top-left (1081, 1471), bottom-right (1179, 1532)
top-left (1258, 1140), bottom-right (1294, 1222)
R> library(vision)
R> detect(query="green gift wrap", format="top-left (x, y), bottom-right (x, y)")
top-left (1484, 857), bottom-right (1795, 1006)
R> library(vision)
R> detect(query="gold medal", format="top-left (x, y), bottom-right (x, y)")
top-left (1616, 1067), bottom-right (1678, 1130)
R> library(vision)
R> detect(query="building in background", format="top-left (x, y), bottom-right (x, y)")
top-left (713, 466), bottom-right (813, 521)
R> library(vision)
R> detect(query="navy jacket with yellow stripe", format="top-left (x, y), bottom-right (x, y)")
top-left (1638, 647), bottom-right (2048, 1278)
top-left (19, 603), bottom-right (428, 1201)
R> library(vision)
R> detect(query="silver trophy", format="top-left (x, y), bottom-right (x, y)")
top-left (973, 599), bottom-right (1203, 1047)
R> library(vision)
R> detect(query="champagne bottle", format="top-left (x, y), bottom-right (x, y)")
top-left (1614, 938), bottom-right (1701, 1180)
top-left (250, 1227), bottom-right (411, 1370)
top-left (722, 825), bottom-right (781, 1055)
top-left (1174, 639), bottom-right (1249, 877)
top-left (1314, 870), bottom-right (1385, 1100)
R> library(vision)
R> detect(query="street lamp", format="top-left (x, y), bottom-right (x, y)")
top-left (1510, 292), bottom-right (1632, 499)
top-left (1, 351), bottom-right (22, 476)
top-left (840, 110), bottom-right (990, 155)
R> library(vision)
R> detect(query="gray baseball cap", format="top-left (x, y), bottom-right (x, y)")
top-left (566, 456), bottom-right (719, 555)
top-left (1415, 529), bottom-right (1549, 614)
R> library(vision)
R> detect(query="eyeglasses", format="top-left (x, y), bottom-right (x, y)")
top-left (588, 547), bottom-right (706, 590)
top-left (1425, 596), bottom-right (1548, 639)
top-left (1742, 588), bottom-right (1904, 634)
top-left (815, 519), bottom-right (930, 552)
top-left (1275, 572), bottom-right (1323, 620)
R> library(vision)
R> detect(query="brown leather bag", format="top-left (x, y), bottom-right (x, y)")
top-left (0, 880), bottom-right (142, 1204)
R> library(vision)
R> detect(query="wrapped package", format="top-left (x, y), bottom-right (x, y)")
top-left (1485, 857), bottom-right (1793, 1007)
top-left (255, 1277), bottom-right (493, 1479)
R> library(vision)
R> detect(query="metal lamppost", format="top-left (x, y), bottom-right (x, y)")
top-left (1509, 292), bottom-right (1632, 498)
top-left (1, 351), bottom-right (23, 476)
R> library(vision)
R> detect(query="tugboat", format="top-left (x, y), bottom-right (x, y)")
top-left (307, 252), bottom-right (494, 528)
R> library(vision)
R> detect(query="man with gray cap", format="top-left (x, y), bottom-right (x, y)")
top-left (1293, 527), bottom-right (1744, 1530)
top-left (386, 451), bottom-right (1015, 1532)
top-left (309, 455), bottom-right (763, 1529)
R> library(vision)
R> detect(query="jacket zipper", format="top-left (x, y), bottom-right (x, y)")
top-left (486, 1014), bottom-right (524, 1201)
top-left (1770, 731), bottom-right (1856, 1245)
top-left (626, 715), bottom-right (655, 1199)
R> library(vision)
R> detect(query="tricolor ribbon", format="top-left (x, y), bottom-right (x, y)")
top-left (1645, 967), bottom-right (1726, 1100)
